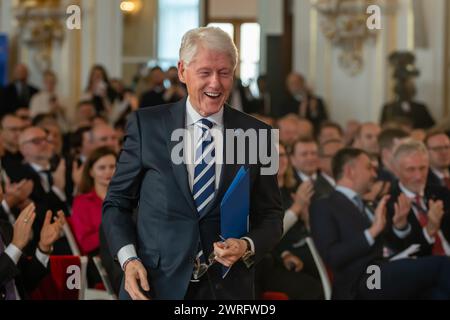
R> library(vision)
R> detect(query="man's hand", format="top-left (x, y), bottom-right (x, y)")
top-left (282, 252), bottom-right (304, 272)
top-left (393, 193), bottom-right (411, 230)
top-left (53, 159), bottom-right (66, 191)
top-left (369, 195), bottom-right (390, 238)
top-left (11, 203), bottom-right (36, 250)
top-left (38, 210), bottom-right (66, 253)
top-left (213, 238), bottom-right (248, 268)
top-left (124, 259), bottom-right (150, 300)
top-left (290, 181), bottom-right (314, 217)
top-left (426, 200), bottom-right (444, 237)
top-left (4, 179), bottom-right (34, 209)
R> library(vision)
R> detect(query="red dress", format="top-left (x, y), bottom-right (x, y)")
top-left (70, 190), bottom-right (103, 255)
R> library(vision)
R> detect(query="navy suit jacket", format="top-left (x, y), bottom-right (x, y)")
top-left (310, 191), bottom-right (401, 299)
top-left (102, 98), bottom-right (283, 300)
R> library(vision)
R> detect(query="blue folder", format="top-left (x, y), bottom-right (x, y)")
top-left (219, 166), bottom-right (250, 277)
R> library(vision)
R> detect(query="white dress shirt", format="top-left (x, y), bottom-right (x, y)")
top-left (296, 170), bottom-right (317, 182)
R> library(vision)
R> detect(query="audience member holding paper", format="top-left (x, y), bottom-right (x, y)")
top-left (310, 148), bottom-right (450, 299)
top-left (102, 27), bottom-right (283, 300)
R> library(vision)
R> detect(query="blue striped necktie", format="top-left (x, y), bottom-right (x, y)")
top-left (0, 234), bottom-right (17, 300)
top-left (193, 118), bottom-right (216, 215)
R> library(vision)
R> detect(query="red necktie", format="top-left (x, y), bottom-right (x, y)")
top-left (414, 195), bottom-right (446, 256)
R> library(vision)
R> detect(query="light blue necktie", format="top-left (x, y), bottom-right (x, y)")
top-left (192, 118), bottom-right (216, 215)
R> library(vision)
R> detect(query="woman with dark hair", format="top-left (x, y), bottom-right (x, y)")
top-left (83, 65), bottom-right (117, 116)
top-left (70, 146), bottom-right (116, 256)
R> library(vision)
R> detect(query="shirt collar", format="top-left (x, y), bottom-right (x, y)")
top-left (297, 170), bottom-right (317, 182)
top-left (186, 96), bottom-right (224, 128)
top-left (399, 182), bottom-right (424, 198)
top-left (335, 185), bottom-right (359, 202)
top-left (29, 162), bottom-right (50, 173)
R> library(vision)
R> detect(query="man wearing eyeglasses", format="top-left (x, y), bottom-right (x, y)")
top-left (0, 114), bottom-right (27, 176)
top-left (7, 127), bottom-right (70, 255)
top-left (103, 27), bottom-right (283, 300)
top-left (425, 131), bottom-right (450, 190)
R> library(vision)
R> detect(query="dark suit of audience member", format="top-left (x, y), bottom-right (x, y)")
top-left (1, 150), bottom-right (24, 178)
top-left (1, 81), bottom-right (38, 117)
top-left (381, 101), bottom-right (435, 129)
top-left (8, 164), bottom-right (70, 255)
top-left (0, 219), bottom-right (48, 300)
top-left (281, 94), bottom-right (328, 131)
top-left (311, 189), bottom-right (450, 299)
top-left (313, 172), bottom-right (335, 201)
top-left (385, 182), bottom-right (450, 257)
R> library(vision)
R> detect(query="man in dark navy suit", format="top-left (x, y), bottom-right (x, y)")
top-left (310, 148), bottom-right (450, 299)
top-left (102, 27), bottom-right (283, 300)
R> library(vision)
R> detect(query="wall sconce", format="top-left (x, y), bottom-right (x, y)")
top-left (120, 0), bottom-right (142, 14)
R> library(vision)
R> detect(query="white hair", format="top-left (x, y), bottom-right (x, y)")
top-left (393, 139), bottom-right (428, 162)
top-left (179, 27), bottom-right (238, 69)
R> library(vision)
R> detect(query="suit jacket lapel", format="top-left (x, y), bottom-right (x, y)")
top-left (165, 98), bottom-right (197, 215)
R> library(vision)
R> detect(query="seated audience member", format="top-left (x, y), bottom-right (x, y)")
top-left (381, 79), bottom-right (435, 130)
top-left (15, 108), bottom-right (32, 128)
top-left (310, 148), bottom-right (450, 299)
top-left (277, 114), bottom-right (301, 147)
top-left (29, 70), bottom-right (69, 131)
top-left (82, 65), bottom-right (117, 116)
top-left (74, 100), bottom-right (96, 129)
top-left (290, 138), bottom-right (319, 185)
top-left (9, 127), bottom-right (70, 255)
top-left (71, 147), bottom-right (117, 285)
top-left (250, 75), bottom-right (271, 116)
top-left (281, 72), bottom-right (328, 131)
top-left (0, 202), bottom-right (66, 300)
top-left (139, 66), bottom-right (166, 108)
top-left (1, 114), bottom-right (27, 176)
top-left (91, 124), bottom-right (120, 153)
top-left (352, 122), bottom-right (381, 155)
top-left (377, 128), bottom-right (409, 183)
top-left (386, 140), bottom-right (450, 257)
top-left (163, 66), bottom-right (187, 104)
top-left (1, 64), bottom-right (38, 118)
top-left (424, 131), bottom-right (450, 189)
top-left (256, 143), bottom-right (323, 300)
top-left (314, 139), bottom-right (344, 200)
top-left (317, 121), bottom-right (343, 145)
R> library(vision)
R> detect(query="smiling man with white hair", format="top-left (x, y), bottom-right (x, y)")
top-left (102, 27), bottom-right (283, 300)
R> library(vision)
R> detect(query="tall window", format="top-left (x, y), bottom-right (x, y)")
top-left (157, 0), bottom-right (200, 69)
top-left (207, 21), bottom-right (261, 95)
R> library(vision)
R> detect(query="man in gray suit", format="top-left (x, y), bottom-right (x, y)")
top-left (102, 27), bottom-right (283, 300)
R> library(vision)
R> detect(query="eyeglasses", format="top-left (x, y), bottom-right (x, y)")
top-left (428, 145), bottom-right (450, 153)
top-left (192, 251), bottom-right (218, 281)
top-left (192, 235), bottom-right (226, 280)
top-left (21, 136), bottom-right (51, 146)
